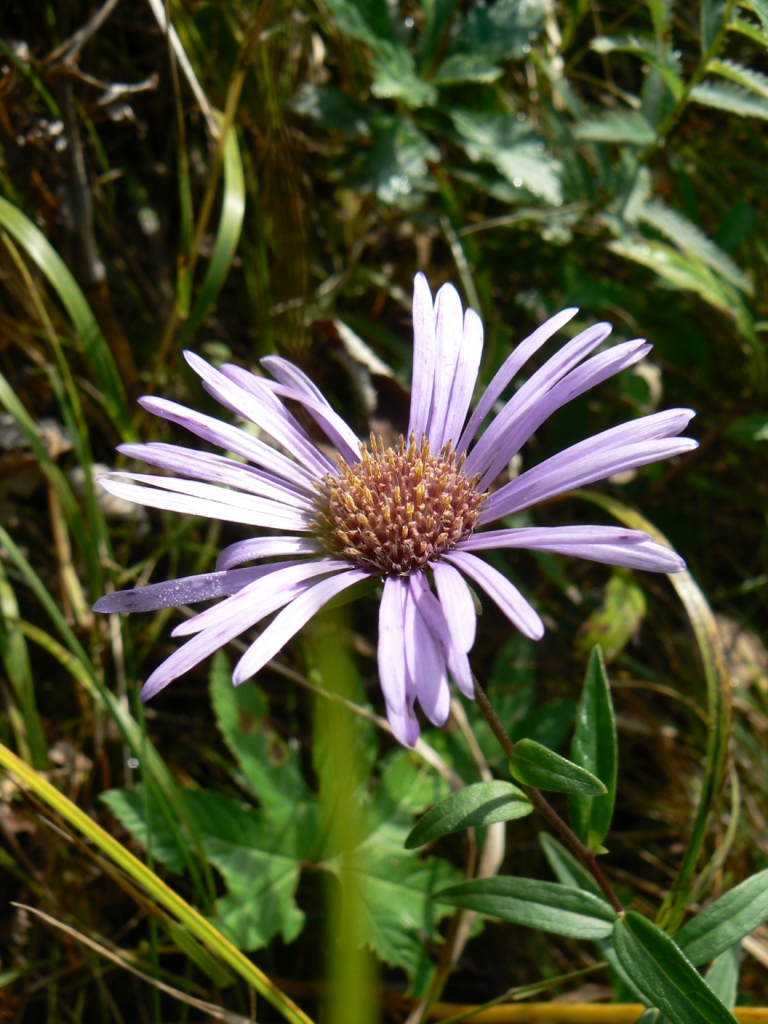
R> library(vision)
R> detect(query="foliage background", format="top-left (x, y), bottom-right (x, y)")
top-left (1, 0), bottom-right (768, 1020)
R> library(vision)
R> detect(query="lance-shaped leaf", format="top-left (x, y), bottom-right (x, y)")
top-left (569, 646), bottom-right (618, 850)
top-left (675, 868), bottom-right (768, 966)
top-left (405, 781), bottom-right (532, 849)
top-left (613, 911), bottom-right (737, 1024)
top-left (509, 738), bottom-right (607, 796)
top-left (436, 877), bottom-right (617, 939)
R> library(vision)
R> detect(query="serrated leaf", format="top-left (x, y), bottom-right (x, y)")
top-left (451, 110), bottom-right (562, 204)
top-left (691, 81), bottom-right (768, 120)
top-left (708, 58), bottom-right (768, 99)
top-left (209, 651), bottom-right (311, 810)
top-left (728, 15), bottom-right (768, 45)
top-left (590, 36), bottom-right (684, 99)
top-left (637, 200), bottom-right (752, 293)
top-left (573, 111), bottom-right (656, 145)
top-left (372, 44), bottom-right (437, 107)
top-left (744, 0), bottom-right (768, 31)
top-left (405, 781), bottom-right (532, 849)
top-left (613, 912), bottom-right (737, 1024)
top-left (432, 52), bottom-right (503, 84)
top-left (509, 739), bottom-right (607, 796)
top-left (322, 0), bottom-right (392, 48)
top-left (569, 646), bottom-right (618, 850)
top-left (348, 115), bottom-right (439, 203)
top-left (436, 877), bottom-right (617, 939)
top-left (676, 867), bottom-right (768, 965)
top-left (459, 0), bottom-right (547, 61)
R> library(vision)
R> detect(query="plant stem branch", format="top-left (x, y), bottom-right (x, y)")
top-left (472, 677), bottom-right (623, 914)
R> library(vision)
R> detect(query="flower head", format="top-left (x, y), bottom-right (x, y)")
top-left (95, 275), bottom-right (696, 746)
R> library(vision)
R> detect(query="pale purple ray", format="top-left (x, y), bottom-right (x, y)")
top-left (482, 410), bottom-right (697, 523)
top-left (231, 568), bottom-right (369, 685)
top-left (444, 550), bottom-right (544, 640)
top-left (408, 272), bottom-right (437, 443)
top-left (378, 576), bottom-right (420, 746)
top-left (404, 578), bottom-right (450, 726)
top-left (465, 321), bottom-right (613, 480)
top-left (185, 351), bottom-right (334, 477)
top-left (431, 560), bottom-right (476, 653)
top-left (138, 395), bottom-right (318, 492)
top-left (171, 559), bottom-right (348, 637)
top-left (474, 338), bottom-right (651, 490)
top-left (216, 535), bottom-right (322, 571)
top-left (440, 308), bottom-right (484, 450)
top-left (457, 307), bottom-right (579, 454)
top-left (118, 443), bottom-right (315, 509)
top-left (410, 571), bottom-right (474, 698)
top-left (427, 284), bottom-right (466, 449)
top-left (460, 526), bottom-right (686, 573)
top-left (140, 568), bottom-right (325, 701)
top-left (93, 564), bottom-right (276, 614)
top-left (100, 474), bottom-right (312, 531)
top-left (261, 356), bottom-right (361, 465)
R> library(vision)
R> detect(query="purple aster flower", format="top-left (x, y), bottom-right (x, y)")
top-left (94, 275), bottom-right (695, 747)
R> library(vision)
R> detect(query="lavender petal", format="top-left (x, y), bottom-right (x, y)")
top-left (93, 567), bottom-right (266, 613)
top-left (216, 536), bottom-right (322, 570)
top-left (461, 525), bottom-right (686, 573)
top-left (378, 576), bottom-right (421, 746)
top-left (408, 272), bottom-right (437, 443)
top-left (138, 395), bottom-right (318, 491)
top-left (465, 321), bottom-right (612, 479)
top-left (172, 559), bottom-right (347, 637)
top-left (404, 578), bottom-right (450, 727)
top-left (457, 307), bottom-right (579, 453)
top-left (441, 308), bottom-right (483, 450)
top-left (431, 560), bottom-right (476, 653)
top-left (444, 551), bottom-right (544, 640)
top-left (185, 351), bottom-right (334, 477)
top-left (260, 356), bottom-right (362, 464)
top-left (99, 476), bottom-right (312, 532)
top-left (231, 568), bottom-right (369, 685)
top-left (428, 283), bottom-right (465, 449)
top-left (118, 443), bottom-right (314, 510)
top-left (409, 571), bottom-right (475, 699)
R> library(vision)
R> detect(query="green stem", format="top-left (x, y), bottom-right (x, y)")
top-left (473, 678), bottom-right (623, 914)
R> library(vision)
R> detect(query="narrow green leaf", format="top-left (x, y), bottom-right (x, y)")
top-left (691, 81), bottom-right (768, 120)
top-left (573, 111), bottom-right (656, 145)
top-left (569, 646), bottom-right (618, 850)
top-left (405, 781), bottom-right (532, 849)
top-left (509, 738), bottom-right (607, 796)
top-left (676, 868), bottom-right (768, 965)
top-left (0, 196), bottom-right (134, 440)
top-left (539, 833), bottom-right (605, 899)
top-left (575, 571), bottom-right (646, 663)
top-left (436, 877), bottom-right (617, 939)
top-left (613, 912), bottom-right (737, 1024)
top-left (178, 123), bottom-right (246, 344)
top-left (702, 0), bottom-right (728, 54)
top-left (705, 946), bottom-right (740, 1010)
top-left (432, 53), bottom-right (503, 85)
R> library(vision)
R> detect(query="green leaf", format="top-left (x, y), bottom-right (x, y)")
top-left (573, 111), bottom-right (656, 145)
top-left (209, 652), bottom-right (312, 811)
top-left (691, 81), bottom-right (768, 120)
top-left (348, 115), bottom-right (439, 203)
top-left (0, 196), bottom-right (134, 440)
top-left (539, 833), bottom-right (605, 899)
top-left (728, 15), bottom-right (768, 45)
top-left (372, 44), bottom-right (437, 107)
top-left (613, 912), bottom-right (737, 1024)
top-left (460, 0), bottom-right (547, 60)
top-left (291, 83), bottom-right (372, 138)
top-left (744, 0), bottom-right (768, 32)
top-left (708, 58), bottom-right (768, 99)
top-left (676, 868), bottom-right (768, 965)
top-left (702, 0), bottom-right (728, 53)
top-left (636, 200), bottom-right (752, 293)
top-left (436, 877), bottom-right (617, 939)
top-left (705, 946), bottom-right (740, 1010)
top-left (178, 121), bottom-right (245, 344)
top-left (569, 646), bottom-right (618, 850)
top-left (405, 781), bottom-right (532, 849)
top-left (509, 739), bottom-right (607, 796)
top-left (590, 36), bottom-right (684, 99)
top-left (451, 110), bottom-right (562, 204)
top-left (432, 52), bottom-right (503, 85)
